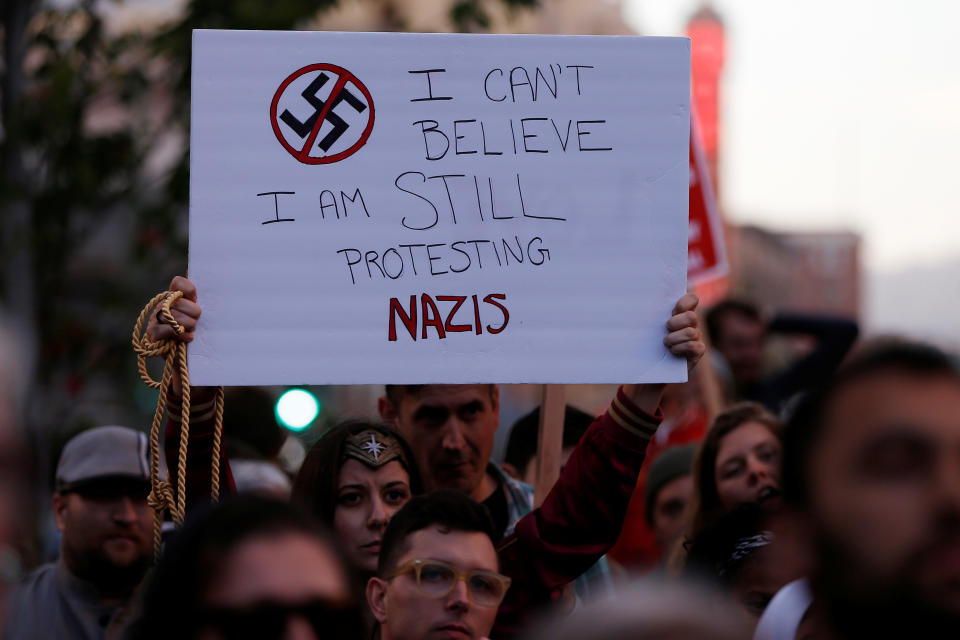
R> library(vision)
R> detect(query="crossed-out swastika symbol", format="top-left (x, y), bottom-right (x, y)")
top-left (279, 72), bottom-right (366, 152)
top-left (270, 63), bottom-right (375, 165)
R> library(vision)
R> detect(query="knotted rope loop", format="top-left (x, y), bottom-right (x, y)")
top-left (146, 482), bottom-right (176, 563)
top-left (132, 290), bottom-right (185, 390)
top-left (132, 290), bottom-right (224, 561)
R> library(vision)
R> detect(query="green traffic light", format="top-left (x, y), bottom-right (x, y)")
top-left (275, 388), bottom-right (320, 431)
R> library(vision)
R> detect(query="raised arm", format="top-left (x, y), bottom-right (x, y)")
top-left (493, 293), bottom-right (704, 637)
top-left (763, 312), bottom-right (858, 405)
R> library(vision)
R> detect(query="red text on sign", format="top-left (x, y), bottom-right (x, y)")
top-left (388, 294), bottom-right (509, 341)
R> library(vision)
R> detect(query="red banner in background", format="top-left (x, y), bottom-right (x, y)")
top-left (688, 116), bottom-right (728, 302)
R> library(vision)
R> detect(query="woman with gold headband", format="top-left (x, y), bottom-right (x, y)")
top-left (291, 421), bottom-right (422, 575)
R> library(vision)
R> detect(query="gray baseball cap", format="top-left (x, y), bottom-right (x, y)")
top-left (56, 425), bottom-right (156, 491)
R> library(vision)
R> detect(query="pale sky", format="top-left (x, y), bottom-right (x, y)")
top-left (624, 0), bottom-right (960, 273)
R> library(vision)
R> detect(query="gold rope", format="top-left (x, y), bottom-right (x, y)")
top-left (132, 290), bottom-right (224, 560)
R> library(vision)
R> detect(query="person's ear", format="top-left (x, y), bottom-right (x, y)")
top-left (378, 396), bottom-right (399, 426)
top-left (52, 492), bottom-right (68, 532)
top-left (366, 576), bottom-right (389, 624)
top-left (490, 385), bottom-right (500, 425)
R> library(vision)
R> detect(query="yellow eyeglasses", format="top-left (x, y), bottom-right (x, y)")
top-left (384, 559), bottom-right (512, 608)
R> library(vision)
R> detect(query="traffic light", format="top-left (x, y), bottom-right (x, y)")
top-left (275, 388), bottom-right (320, 432)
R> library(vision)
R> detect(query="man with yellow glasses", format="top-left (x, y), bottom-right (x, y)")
top-left (367, 491), bottom-right (510, 640)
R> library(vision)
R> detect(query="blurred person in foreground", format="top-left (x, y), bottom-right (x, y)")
top-left (133, 495), bottom-right (363, 640)
top-left (705, 299), bottom-right (858, 412)
top-left (523, 579), bottom-right (747, 640)
top-left (0, 320), bottom-right (29, 629)
top-left (773, 341), bottom-right (960, 639)
top-left (366, 490), bottom-right (508, 640)
top-left (4, 426), bottom-right (154, 640)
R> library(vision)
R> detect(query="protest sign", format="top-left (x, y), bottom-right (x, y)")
top-left (687, 116), bottom-right (728, 286)
top-left (188, 30), bottom-right (690, 385)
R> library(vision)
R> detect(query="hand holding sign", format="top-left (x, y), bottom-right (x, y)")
top-left (146, 276), bottom-right (202, 395)
top-left (664, 293), bottom-right (705, 370)
top-left (621, 292), bottom-right (703, 414)
top-left (147, 276), bottom-right (202, 344)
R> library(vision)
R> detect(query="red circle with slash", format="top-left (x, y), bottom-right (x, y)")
top-left (270, 63), bottom-right (375, 165)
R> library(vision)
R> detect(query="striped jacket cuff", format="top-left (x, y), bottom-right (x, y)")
top-left (167, 389), bottom-right (218, 424)
top-left (607, 386), bottom-right (660, 439)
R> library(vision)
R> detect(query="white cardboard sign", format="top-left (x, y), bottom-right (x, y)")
top-left (188, 30), bottom-right (690, 385)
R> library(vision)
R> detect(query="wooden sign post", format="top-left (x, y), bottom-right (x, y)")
top-left (534, 383), bottom-right (566, 507)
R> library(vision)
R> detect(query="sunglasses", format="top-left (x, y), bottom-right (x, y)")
top-left (197, 599), bottom-right (364, 640)
top-left (67, 479), bottom-right (151, 502)
top-left (384, 559), bottom-right (511, 608)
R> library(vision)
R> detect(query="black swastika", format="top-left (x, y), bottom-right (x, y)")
top-left (280, 73), bottom-right (367, 152)
top-left (270, 63), bottom-right (375, 165)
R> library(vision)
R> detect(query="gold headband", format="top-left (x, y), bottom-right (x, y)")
top-left (342, 430), bottom-right (409, 470)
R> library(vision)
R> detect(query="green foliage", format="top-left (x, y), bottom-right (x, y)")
top-left (451, 1), bottom-right (492, 31)
top-left (3, 7), bottom-right (145, 384)
top-left (451, 0), bottom-right (539, 32)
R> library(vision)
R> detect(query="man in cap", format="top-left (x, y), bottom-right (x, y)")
top-left (4, 426), bottom-right (155, 640)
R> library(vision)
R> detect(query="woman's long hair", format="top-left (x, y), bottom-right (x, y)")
top-left (686, 402), bottom-right (782, 544)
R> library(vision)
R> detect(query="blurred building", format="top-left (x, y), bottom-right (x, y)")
top-left (686, 3), bottom-right (724, 195)
top-left (685, 3), bottom-right (861, 321)
top-left (727, 225), bottom-right (861, 319)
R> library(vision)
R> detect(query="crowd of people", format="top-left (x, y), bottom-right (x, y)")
top-left (1, 276), bottom-right (959, 640)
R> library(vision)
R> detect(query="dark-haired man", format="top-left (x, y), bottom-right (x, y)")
top-left (777, 342), bottom-right (960, 639)
top-left (5, 426), bottom-right (155, 640)
top-left (367, 490), bottom-right (506, 640)
top-left (705, 298), bottom-right (858, 412)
